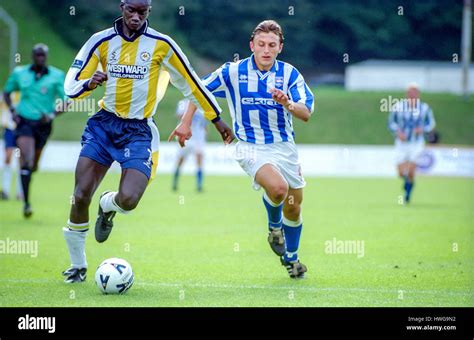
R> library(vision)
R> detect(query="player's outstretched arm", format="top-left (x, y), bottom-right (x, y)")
top-left (213, 118), bottom-right (235, 144)
top-left (86, 71), bottom-right (108, 90)
top-left (64, 33), bottom-right (107, 100)
top-left (2, 92), bottom-right (19, 124)
top-left (388, 110), bottom-right (407, 140)
top-left (168, 101), bottom-right (235, 146)
top-left (423, 107), bottom-right (436, 133)
top-left (168, 101), bottom-right (195, 147)
top-left (160, 37), bottom-right (222, 122)
top-left (182, 102), bottom-right (234, 145)
top-left (282, 68), bottom-right (315, 122)
top-left (3, 69), bottom-right (21, 123)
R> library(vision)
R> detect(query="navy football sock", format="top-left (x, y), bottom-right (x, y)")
top-left (20, 166), bottom-right (32, 205)
top-left (283, 217), bottom-right (303, 262)
top-left (262, 192), bottom-right (283, 230)
top-left (197, 169), bottom-right (203, 191)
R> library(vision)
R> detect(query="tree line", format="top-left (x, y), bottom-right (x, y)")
top-left (33, 0), bottom-right (463, 71)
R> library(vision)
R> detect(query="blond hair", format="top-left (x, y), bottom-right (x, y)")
top-left (250, 20), bottom-right (284, 43)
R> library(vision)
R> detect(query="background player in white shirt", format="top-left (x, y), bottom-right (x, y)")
top-left (172, 99), bottom-right (207, 192)
top-left (0, 92), bottom-right (22, 200)
top-left (388, 83), bottom-right (436, 203)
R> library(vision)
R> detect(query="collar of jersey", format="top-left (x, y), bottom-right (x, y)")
top-left (29, 64), bottom-right (49, 77)
top-left (114, 16), bottom-right (149, 42)
top-left (250, 54), bottom-right (279, 78)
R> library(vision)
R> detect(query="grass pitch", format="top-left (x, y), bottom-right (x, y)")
top-left (0, 173), bottom-right (472, 307)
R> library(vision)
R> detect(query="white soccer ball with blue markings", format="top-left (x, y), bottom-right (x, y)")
top-left (95, 258), bottom-right (134, 294)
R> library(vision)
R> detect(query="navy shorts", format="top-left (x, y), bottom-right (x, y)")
top-left (15, 116), bottom-right (52, 150)
top-left (80, 109), bottom-right (160, 180)
top-left (4, 128), bottom-right (16, 148)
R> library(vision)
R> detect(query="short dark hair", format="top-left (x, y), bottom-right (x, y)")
top-left (121, 0), bottom-right (152, 5)
top-left (250, 20), bottom-right (284, 43)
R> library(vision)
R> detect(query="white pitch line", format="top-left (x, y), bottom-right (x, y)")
top-left (0, 278), bottom-right (472, 297)
top-left (137, 281), bottom-right (473, 297)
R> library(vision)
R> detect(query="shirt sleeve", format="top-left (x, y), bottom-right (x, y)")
top-left (55, 71), bottom-right (66, 100)
top-left (423, 106), bottom-right (436, 132)
top-left (4, 68), bottom-right (20, 93)
top-left (288, 67), bottom-right (314, 113)
top-left (175, 99), bottom-right (189, 118)
top-left (388, 109), bottom-right (399, 134)
top-left (64, 34), bottom-right (102, 100)
top-left (202, 63), bottom-right (229, 98)
top-left (161, 37), bottom-right (222, 122)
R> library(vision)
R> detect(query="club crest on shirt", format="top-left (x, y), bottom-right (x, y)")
top-left (275, 76), bottom-right (284, 89)
top-left (140, 51), bottom-right (151, 62)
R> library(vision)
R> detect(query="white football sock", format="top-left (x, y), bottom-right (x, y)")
top-left (16, 168), bottom-right (23, 198)
top-left (2, 164), bottom-right (12, 196)
top-left (100, 191), bottom-right (129, 214)
top-left (263, 191), bottom-right (284, 206)
top-left (283, 215), bottom-right (303, 227)
top-left (63, 220), bottom-right (89, 269)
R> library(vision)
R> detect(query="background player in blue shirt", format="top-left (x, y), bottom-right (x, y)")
top-left (172, 20), bottom-right (314, 278)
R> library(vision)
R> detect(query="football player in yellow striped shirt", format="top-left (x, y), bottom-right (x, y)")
top-left (62, 0), bottom-right (234, 283)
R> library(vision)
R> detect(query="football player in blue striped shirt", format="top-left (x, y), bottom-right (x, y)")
top-left (172, 20), bottom-right (315, 278)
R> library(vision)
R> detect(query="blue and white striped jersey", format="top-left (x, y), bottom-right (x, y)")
top-left (388, 101), bottom-right (436, 143)
top-left (202, 55), bottom-right (314, 144)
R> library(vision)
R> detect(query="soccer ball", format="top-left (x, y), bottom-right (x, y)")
top-left (95, 258), bottom-right (134, 294)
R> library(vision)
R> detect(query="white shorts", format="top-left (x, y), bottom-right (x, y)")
top-left (177, 140), bottom-right (205, 158)
top-left (234, 141), bottom-right (306, 191)
top-left (395, 140), bottom-right (425, 164)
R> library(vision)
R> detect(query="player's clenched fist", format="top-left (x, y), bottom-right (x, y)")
top-left (213, 119), bottom-right (235, 145)
top-left (87, 71), bottom-right (108, 90)
top-left (270, 88), bottom-right (289, 106)
top-left (397, 130), bottom-right (407, 141)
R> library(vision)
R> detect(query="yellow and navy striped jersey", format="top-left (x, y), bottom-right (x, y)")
top-left (64, 17), bottom-right (222, 121)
